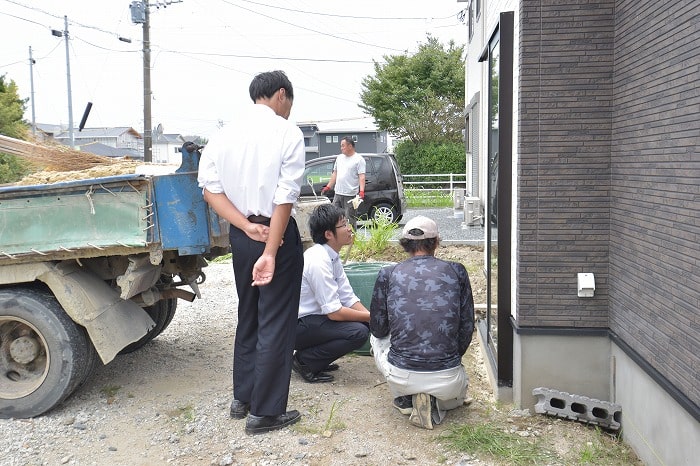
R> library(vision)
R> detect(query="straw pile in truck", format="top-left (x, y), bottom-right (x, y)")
top-left (0, 134), bottom-right (140, 185)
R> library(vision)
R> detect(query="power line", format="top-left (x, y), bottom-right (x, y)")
top-left (237, 0), bottom-right (460, 21)
top-left (170, 49), bottom-right (374, 64)
top-left (0, 0), bottom-right (133, 46)
top-left (218, 0), bottom-right (407, 53)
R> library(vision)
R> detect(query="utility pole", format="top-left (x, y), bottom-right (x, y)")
top-left (51, 16), bottom-right (75, 148)
top-left (130, 1), bottom-right (182, 162)
top-left (28, 46), bottom-right (36, 137)
top-left (143, 4), bottom-right (152, 162)
top-left (63, 16), bottom-right (74, 148)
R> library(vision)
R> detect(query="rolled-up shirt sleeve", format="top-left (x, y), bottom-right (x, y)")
top-left (273, 128), bottom-right (305, 205)
top-left (197, 147), bottom-right (224, 194)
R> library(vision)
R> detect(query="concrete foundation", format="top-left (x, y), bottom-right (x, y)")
top-left (612, 345), bottom-right (700, 466)
top-left (505, 330), bottom-right (699, 465)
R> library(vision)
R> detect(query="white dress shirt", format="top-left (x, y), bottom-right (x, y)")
top-left (298, 243), bottom-right (360, 319)
top-left (197, 104), bottom-right (305, 217)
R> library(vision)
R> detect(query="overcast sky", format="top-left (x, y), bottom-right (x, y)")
top-left (1, 0), bottom-right (467, 139)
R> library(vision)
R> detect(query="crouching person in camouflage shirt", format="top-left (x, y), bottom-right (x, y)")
top-left (369, 216), bottom-right (475, 430)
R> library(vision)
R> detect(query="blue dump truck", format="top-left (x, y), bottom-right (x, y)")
top-left (0, 146), bottom-right (230, 419)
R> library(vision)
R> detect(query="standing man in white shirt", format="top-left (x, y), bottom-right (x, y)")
top-left (321, 137), bottom-right (366, 230)
top-left (197, 70), bottom-right (305, 435)
top-left (294, 204), bottom-right (370, 383)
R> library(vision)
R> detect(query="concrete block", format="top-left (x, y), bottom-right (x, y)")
top-left (532, 387), bottom-right (621, 430)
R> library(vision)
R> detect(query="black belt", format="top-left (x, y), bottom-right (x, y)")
top-left (247, 215), bottom-right (270, 223)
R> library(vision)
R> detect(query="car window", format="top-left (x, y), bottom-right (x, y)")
top-left (363, 156), bottom-right (377, 177)
top-left (304, 160), bottom-right (335, 184)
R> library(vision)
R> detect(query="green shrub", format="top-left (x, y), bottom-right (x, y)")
top-left (0, 153), bottom-right (30, 184)
top-left (394, 141), bottom-right (465, 175)
top-left (346, 220), bottom-right (398, 261)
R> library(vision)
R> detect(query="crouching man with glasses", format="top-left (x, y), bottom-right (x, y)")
top-left (293, 204), bottom-right (371, 383)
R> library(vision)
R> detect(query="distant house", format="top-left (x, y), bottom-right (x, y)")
top-left (75, 141), bottom-right (141, 159)
top-left (152, 132), bottom-right (186, 165)
top-left (54, 127), bottom-right (143, 154)
top-left (37, 124), bottom-right (188, 164)
top-left (33, 123), bottom-right (64, 142)
top-left (298, 122), bottom-right (389, 160)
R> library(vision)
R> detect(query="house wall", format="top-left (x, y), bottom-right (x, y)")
top-left (317, 131), bottom-right (387, 157)
top-left (609, 0), bottom-right (700, 410)
top-left (518, 0), bottom-right (614, 328)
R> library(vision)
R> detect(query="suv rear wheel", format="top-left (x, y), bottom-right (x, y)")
top-left (371, 202), bottom-right (397, 224)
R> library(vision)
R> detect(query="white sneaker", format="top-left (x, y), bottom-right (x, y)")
top-left (409, 393), bottom-right (433, 430)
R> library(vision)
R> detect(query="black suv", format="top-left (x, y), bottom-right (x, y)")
top-left (300, 153), bottom-right (407, 224)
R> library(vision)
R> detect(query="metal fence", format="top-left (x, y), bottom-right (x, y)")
top-left (402, 173), bottom-right (468, 197)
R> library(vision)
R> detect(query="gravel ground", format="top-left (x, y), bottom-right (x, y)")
top-left (377, 207), bottom-right (484, 245)
top-left (1, 251), bottom-right (640, 466)
top-left (1, 261), bottom-right (488, 466)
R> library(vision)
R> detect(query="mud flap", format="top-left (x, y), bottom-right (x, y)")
top-left (36, 262), bottom-right (155, 364)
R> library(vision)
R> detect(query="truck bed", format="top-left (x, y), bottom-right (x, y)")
top-left (0, 161), bottom-right (228, 265)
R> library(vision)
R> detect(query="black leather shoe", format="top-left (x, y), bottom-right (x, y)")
top-left (245, 410), bottom-right (301, 435)
top-left (292, 354), bottom-right (334, 383)
top-left (230, 399), bottom-right (250, 419)
top-left (324, 363), bottom-right (340, 372)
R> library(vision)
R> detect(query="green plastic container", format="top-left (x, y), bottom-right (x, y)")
top-left (343, 261), bottom-right (395, 355)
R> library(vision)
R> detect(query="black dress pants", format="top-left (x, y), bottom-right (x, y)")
top-left (230, 217), bottom-right (303, 417)
top-left (295, 314), bottom-right (369, 373)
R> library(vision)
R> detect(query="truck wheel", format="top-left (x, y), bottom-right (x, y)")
top-left (0, 286), bottom-right (94, 419)
top-left (118, 298), bottom-right (177, 354)
top-left (371, 203), bottom-right (397, 224)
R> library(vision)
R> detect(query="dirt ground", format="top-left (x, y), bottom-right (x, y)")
top-left (0, 246), bottom-right (641, 466)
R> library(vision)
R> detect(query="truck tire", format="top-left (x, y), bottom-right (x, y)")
top-left (0, 286), bottom-right (95, 419)
top-left (118, 298), bottom-right (177, 354)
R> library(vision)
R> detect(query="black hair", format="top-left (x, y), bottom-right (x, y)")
top-left (340, 136), bottom-right (355, 147)
top-left (249, 70), bottom-right (294, 102)
top-left (399, 237), bottom-right (438, 255)
top-left (309, 204), bottom-right (344, 245)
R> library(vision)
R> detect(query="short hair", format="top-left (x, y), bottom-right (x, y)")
top-left (340, 136), bottom-right (355, 147)
top-left (309, 204), bottom-right (345, 245)
top-left (249, 70), bottom-right (294, 102)
top-left (399, 237), bottom-right (438, 255)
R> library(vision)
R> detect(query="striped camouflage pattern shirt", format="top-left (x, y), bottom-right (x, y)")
top-left (369, 255), bottom-right (475, 371)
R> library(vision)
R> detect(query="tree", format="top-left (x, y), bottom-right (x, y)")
top-left (0, 74), bottom-right (30, 183)
top-left (359, 36), bottom-right (465, 144)
top-left (0, 74), bottom-right (29, 139)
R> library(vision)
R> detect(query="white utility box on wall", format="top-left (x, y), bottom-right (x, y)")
top-left (577, 273), bottom-right (595, 298)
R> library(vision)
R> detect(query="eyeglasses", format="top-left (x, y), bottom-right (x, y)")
top-left (334, 221), bottom-right (349, 229)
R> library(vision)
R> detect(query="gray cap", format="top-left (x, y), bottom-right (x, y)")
top-left (401, 216), bottom-right (438, 239)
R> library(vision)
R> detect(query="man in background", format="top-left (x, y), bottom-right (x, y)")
top-left (321, 136), bottom-right (366, 230)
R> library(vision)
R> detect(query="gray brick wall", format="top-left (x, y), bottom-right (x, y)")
top-left (517, 0), bottom-right (699, 408)
top-left (608, 0), bottom-right (700, 407)
top-left (518, 0), bottom-right (614, 327)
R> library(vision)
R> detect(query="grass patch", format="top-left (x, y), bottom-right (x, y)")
top-left (405, 188), bottom-right (453, 208)
top-left (166, 404), bottom-right (195, 421)
top-left (100, 384), bottom-right (121, 398)
top-left (292, 400), bottom-right (346, 436)
top-left (208, 253), bottom-right (232, 263)
top-left (345, 219), bottom-right (398, 261)
top-left (440, 423), bottom-right (556, 465)
top-left (573, 427), bottom-right (640, 465)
